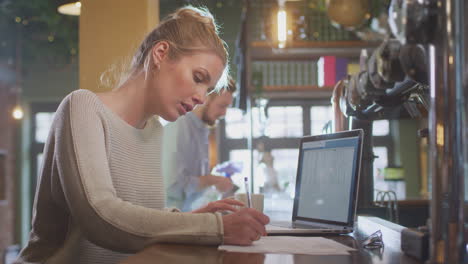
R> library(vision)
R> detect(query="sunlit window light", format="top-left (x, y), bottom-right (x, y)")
top-left (277, 9), bottom-right (287, 48)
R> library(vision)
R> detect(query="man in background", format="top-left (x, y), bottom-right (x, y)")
top-left (163, 79), bottom-right (236, 211)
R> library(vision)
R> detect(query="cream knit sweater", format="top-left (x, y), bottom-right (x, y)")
top-left (15, 90), bottom-right (223, 264)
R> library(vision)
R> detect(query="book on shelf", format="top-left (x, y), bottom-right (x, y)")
top-left (251, 60), bottom-right (322, 90)
top-left (318, 56), bottom-right (360, 87)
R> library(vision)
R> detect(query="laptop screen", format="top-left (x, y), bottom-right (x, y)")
top-left (293, 131), bottom-right (362, 226)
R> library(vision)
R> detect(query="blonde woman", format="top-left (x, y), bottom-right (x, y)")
top-left (15, 6), bottom-right (269, 264)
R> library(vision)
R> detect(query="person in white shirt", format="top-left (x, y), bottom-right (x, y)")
top-left (164, 79), bottom-right (236, 211)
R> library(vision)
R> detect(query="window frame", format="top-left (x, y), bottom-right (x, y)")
top-left (218, 98), bottom-right (331, 164)
top-left (218, 99), bottom-right (396, 201)
top-left (30, 102), bottom-right (59, 202)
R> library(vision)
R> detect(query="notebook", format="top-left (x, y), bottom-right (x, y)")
top-left (267, 129), bottom-right (364, 235)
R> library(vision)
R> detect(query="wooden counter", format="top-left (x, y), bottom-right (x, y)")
top-left (120, 216), bottom-right (423, 264)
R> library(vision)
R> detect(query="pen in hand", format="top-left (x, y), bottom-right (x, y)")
top-left (244, 177), bottom-right (252, 208)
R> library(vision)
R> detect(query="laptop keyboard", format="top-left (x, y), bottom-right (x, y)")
top-left (270, 221), bottom-right (293, 228)
top-left (294, 223), bottom-right (332, 229)
top-left (270, 221), bottom-right (332, 229)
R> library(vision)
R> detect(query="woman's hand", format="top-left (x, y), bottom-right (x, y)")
top-left (222, 208), bottom-right (270, 246)
top-left (191, 198), bottom-right (244, 214)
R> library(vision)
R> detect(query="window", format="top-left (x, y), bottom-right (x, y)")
top-left (270, 148), bottom-right (299, 198)
top-left (373, 146), bottom-right (388, 191)
top-left (224, 106), bottom-right (304, 139)
top-left (225, 107), bottom-right (264, 139)
top-left (225, 108), bottom-right (247, 139)
top-left (219, 99), bottom-right (330, 209)
top-left (228, 148), bottom-right (300, 197)
top-left (35, 112), bottom-right (55, 143)
top-left (310, 105), bottom-right (333, 135)
top-left (221, 102), bottom-right (400, 201)
top-left (372, 120), bottom-right (402, 200)
top-left (229, 149), bottom-right (259, 192)
top-left (373, 144), bottom-right (406, 200)
top-left (30, 103), bottom-right (59, 203)
top-left (373, 120), bottom-right (390, 136)
top-left (36, 153), bottom-right (44, 177)
top-left (266, 106), bottom-right (303, 138)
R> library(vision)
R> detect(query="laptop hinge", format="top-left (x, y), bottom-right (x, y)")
top-left (294, 220), bottom-right (352, 230)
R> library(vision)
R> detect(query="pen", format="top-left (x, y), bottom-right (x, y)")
top-left (244, 177), bottom-right (252, 208)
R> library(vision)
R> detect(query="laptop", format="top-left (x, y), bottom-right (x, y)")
top-left (267, 129), bottom-right (363, 235)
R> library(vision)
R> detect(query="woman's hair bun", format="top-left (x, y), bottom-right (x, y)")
top-left (171, 6), bottom-right (218, 33)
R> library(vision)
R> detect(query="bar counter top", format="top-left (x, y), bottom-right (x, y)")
top-left (120, 216), bottom-right (423, 264)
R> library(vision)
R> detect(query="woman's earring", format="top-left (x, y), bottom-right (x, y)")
top-left (156, 64), bottom-right (160, 71)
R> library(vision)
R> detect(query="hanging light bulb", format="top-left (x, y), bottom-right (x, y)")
top-left (12, 105), bottom-right (24, 120)
top-left (58, 1), bottom-right (81, 16)
top-left (277, 0), bottom-right (287, 48)
top-left (11, 84), bottom-right (24, 120)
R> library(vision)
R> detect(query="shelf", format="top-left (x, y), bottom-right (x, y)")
top-left (249, 40), bottom-right (378, 60)
top-left (251, 40), bottom-right (378, 48)
top-left (257, 90), bottom-right (333, 100)
top-left (262, 85), bottom-right (333, 91)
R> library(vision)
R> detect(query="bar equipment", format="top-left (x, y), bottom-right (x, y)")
top-left (333, 0), bottom-right (466, 262)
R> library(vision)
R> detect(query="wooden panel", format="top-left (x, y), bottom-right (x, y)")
top-left (0, 152), bottom-right (5, 201)
top-left (80, 0), bottom-right (159, 92)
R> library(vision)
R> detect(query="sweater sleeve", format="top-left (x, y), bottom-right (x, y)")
top-left (54, 92), bottom-right (223, 253)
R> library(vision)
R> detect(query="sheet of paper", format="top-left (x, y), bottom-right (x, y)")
top-left (218, 236), bottom-right (356, 255)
